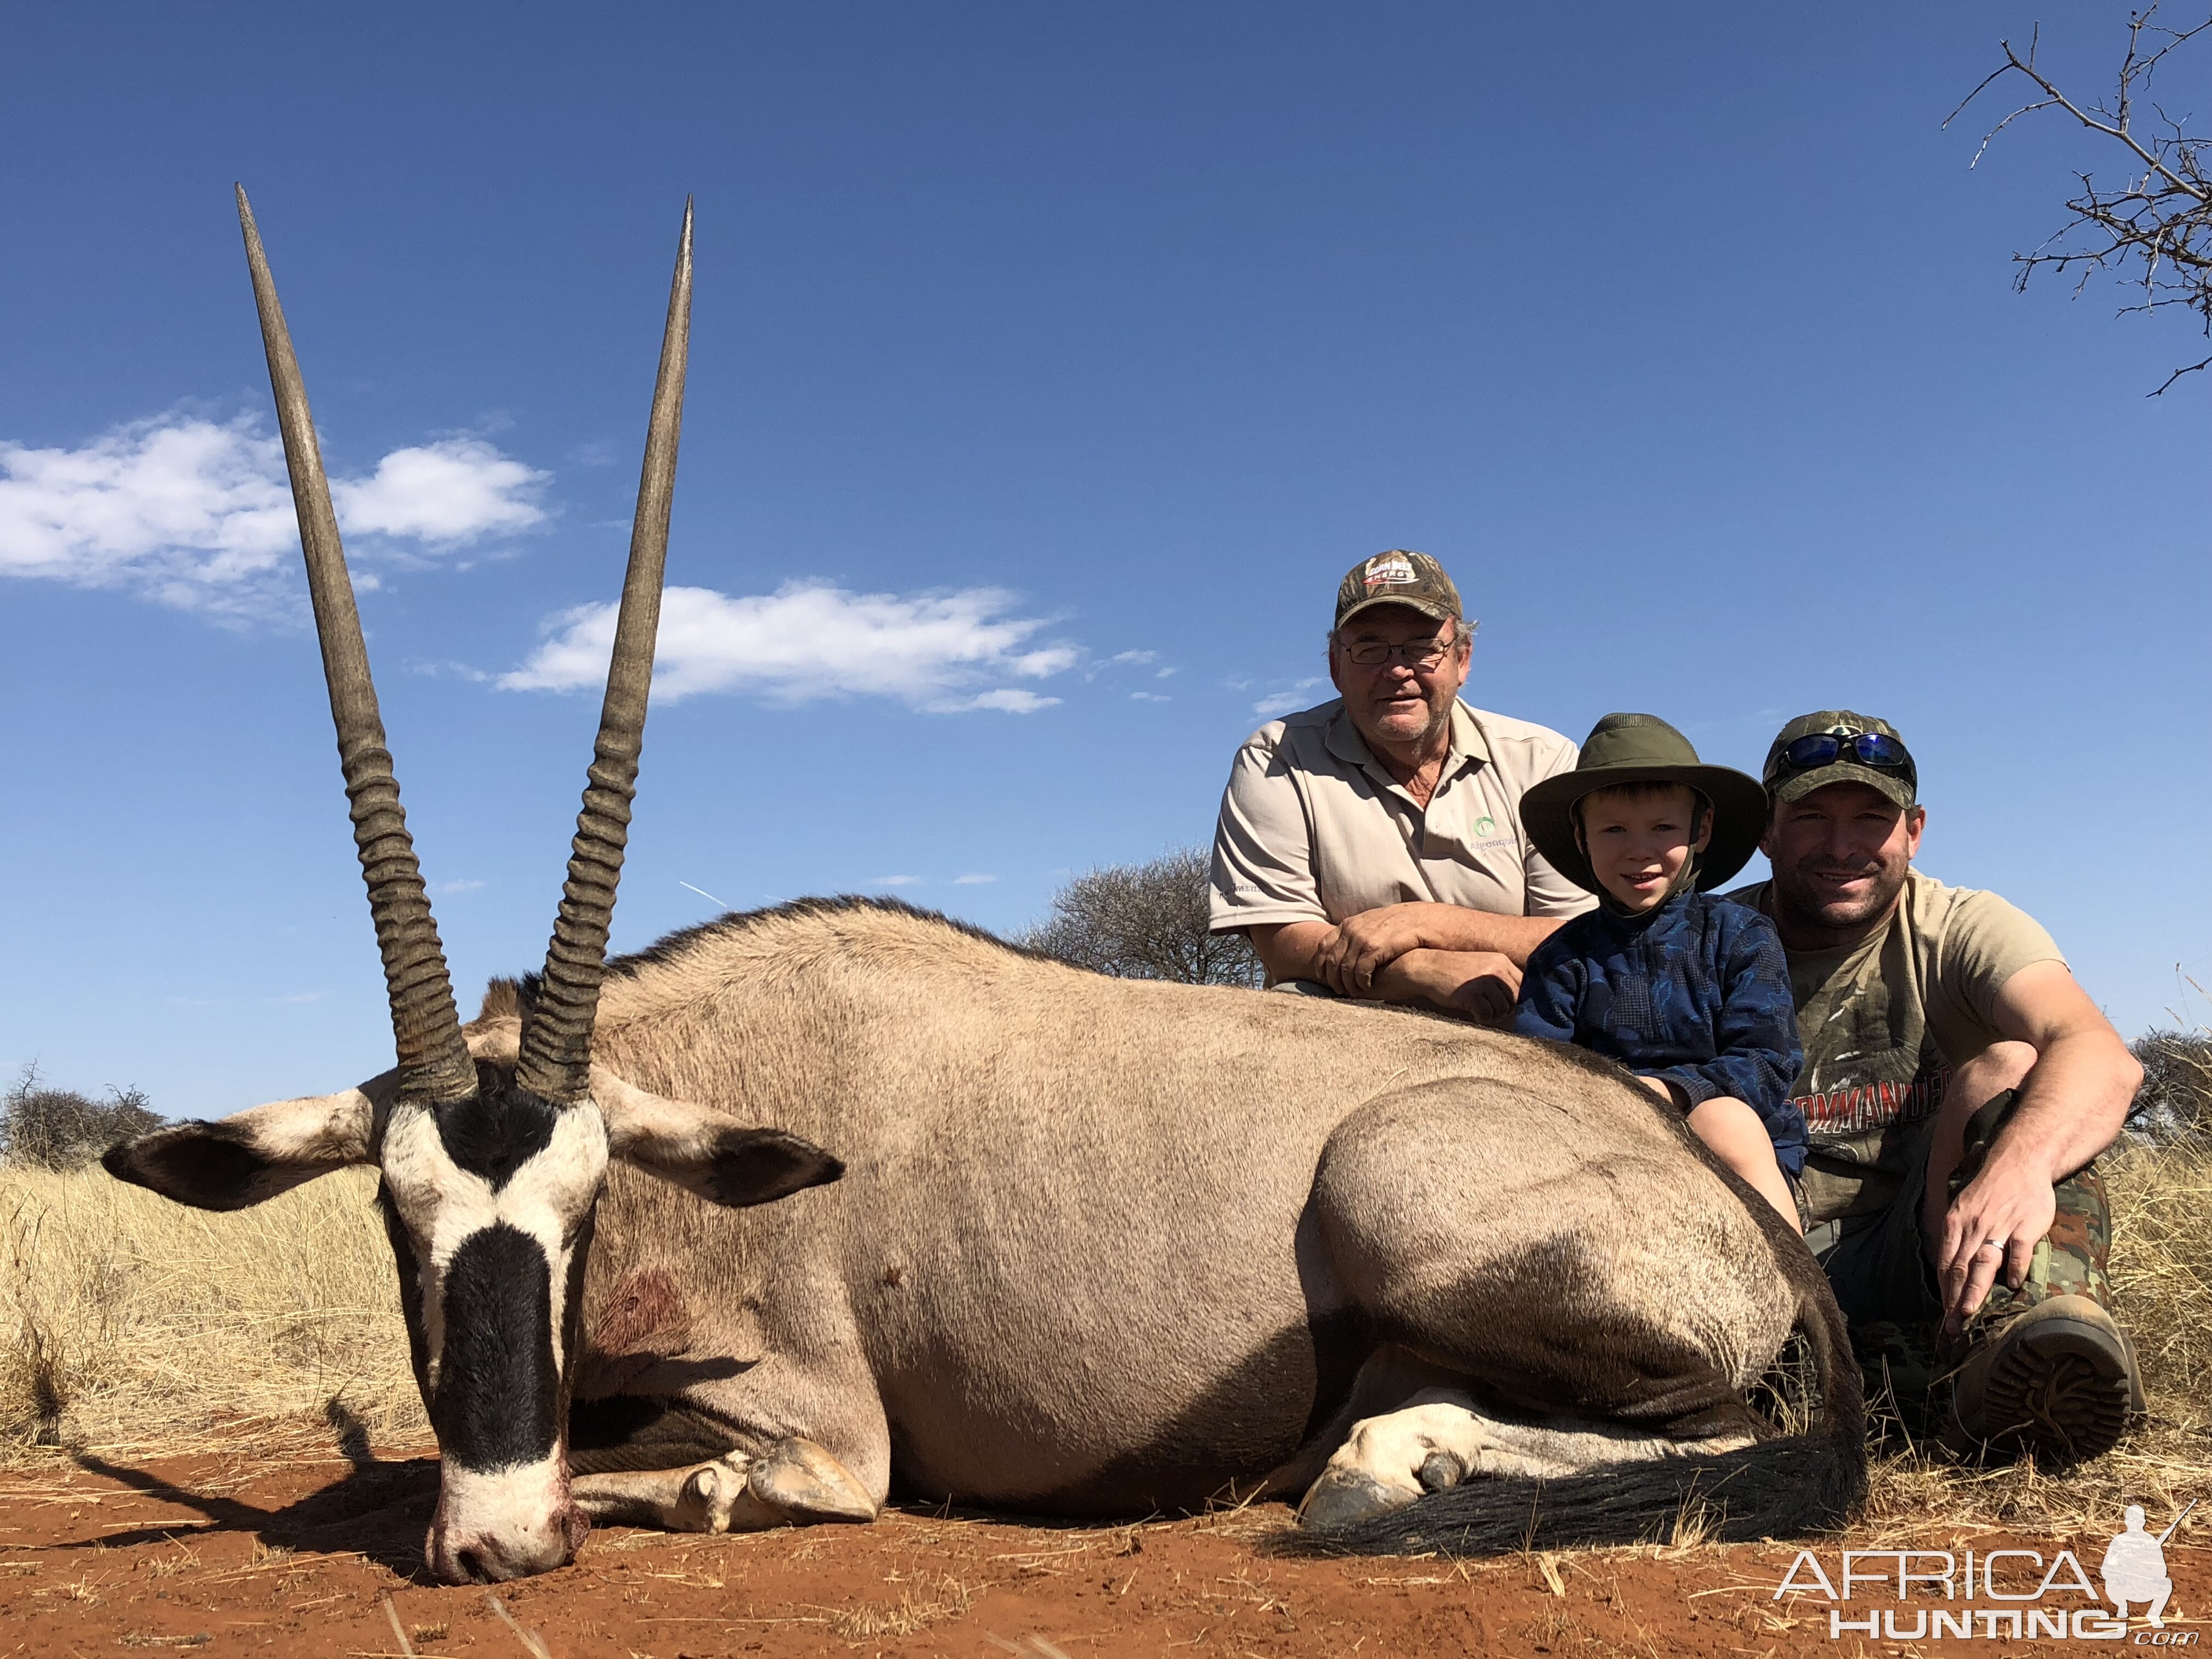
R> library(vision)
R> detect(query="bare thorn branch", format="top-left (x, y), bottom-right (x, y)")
top-left (1960, 8), bottom-right (2212, 390)
top-left (2150, 351), bottom-right (2212, 392)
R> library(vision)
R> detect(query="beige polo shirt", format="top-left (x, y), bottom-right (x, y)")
top-left (1208, 697), bottom-right (1595, 935)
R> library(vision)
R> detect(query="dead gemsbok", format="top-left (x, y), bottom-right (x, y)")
top-left (107, 193), bottom-right (1865, 1584)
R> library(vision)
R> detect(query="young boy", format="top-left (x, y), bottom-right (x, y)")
top-left (1513, 713), bottom-right (1808, 1229)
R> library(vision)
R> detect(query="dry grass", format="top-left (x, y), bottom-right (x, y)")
top-left (0, 1165), bottom-right (424, 1461)
top-left (2, 1138), bottom-right (2205, 1546)
top-left (825, 1571), bottom-right (977, 1639)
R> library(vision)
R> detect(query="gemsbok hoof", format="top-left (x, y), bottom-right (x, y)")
top-left (748, 1437), bottom-right (878, 1523)
top-left (1298, 1467), bottom-right (1419, 1532)
top-left (676, 1440), bottom-right (878, 1532)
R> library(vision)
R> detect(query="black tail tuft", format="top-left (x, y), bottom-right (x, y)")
top-left (1316, 1431), bottom-right (1860, 1554)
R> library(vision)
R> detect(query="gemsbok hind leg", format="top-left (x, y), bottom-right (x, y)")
top-left (1302, 1081), bottom-right (1793, 1528)
top-left (573, 1438), bottom-right (877, 1533)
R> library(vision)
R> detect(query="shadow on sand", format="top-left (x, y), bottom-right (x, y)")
top-left (55, 1445), bottom-right (439, 1579)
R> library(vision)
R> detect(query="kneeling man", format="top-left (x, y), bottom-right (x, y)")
top-left (1208, 551), bottom-right (1592, 1022)
top-left (1730, 711), bottom-right (2144, 1460)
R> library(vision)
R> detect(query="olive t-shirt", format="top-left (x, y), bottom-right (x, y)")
top-left (1723, 871), bottom-right (2064, 1226)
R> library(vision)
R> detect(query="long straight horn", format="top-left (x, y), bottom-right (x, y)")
top-left (236, 185), bottom-right (477, 1107)
top-left (513, 200), bottom-right (693, 1105)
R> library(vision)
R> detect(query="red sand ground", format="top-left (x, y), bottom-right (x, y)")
top-left (0, 1447), bottom-right (2199, 1657)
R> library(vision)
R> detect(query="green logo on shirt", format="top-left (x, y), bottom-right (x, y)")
top-left (1473, 815), bottom-right (1497, 837)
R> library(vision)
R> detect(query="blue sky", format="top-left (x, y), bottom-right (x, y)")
top-left (3, 3), bottom-right (2206, 1116)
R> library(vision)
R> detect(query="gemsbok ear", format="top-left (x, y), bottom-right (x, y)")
top-left (101, 1086), bottom-right (380, 1211)
top-left (594, 1068), bottom-right (844, 1210)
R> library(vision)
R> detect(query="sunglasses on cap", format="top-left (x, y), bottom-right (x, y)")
top-left (1764, 730), bottom-right (1912, 783)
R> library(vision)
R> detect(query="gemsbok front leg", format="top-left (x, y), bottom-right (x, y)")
top-left (572, 1438), bottom-right (878, 1533)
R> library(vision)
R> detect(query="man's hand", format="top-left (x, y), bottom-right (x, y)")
top-left (1932, 1148), bottom-right (2057, 1335)
top-left (1915, 966), bottom-right (2141, 1335)
top-left (1385, 949), bottom-right (1522, 1025)
top-left (1312, 908), bottom-right (1432, 995)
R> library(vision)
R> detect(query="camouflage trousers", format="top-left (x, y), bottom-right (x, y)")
top-left (1805, 1089), bottom-right (2113, 1435)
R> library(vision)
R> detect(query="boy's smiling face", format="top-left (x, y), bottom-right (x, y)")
top-left (1577, 782), bottom-right (1711, 912)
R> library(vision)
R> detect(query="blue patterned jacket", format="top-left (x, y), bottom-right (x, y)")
top-left (1512, 889), bottom-right (1808, 1176)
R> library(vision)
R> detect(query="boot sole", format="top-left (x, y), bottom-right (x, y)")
top-left (1977, 1305), bottom-right (2134, 1465)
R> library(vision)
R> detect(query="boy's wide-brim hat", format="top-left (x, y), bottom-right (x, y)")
top-left (1521, 713), bottom-right (1769, 896)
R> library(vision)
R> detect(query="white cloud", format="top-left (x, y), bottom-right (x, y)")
top-left (501, 581), bottom-right (1075, 713)
top-left (872, 874), bottom-right (921, 887)
top-left (958, 687), bottom-right (1062, 713)
top-left (330, 439), bottom-right (548, 544)
top-left (1253, 678), bottom-right (1327, 718)
top-left (952, 873), bottom-right (997, 885)
top-left (432, 878), bottom-right (486, 894)
top-left (0, 413), bottom-right (549, 619)
top-left (1131, 691), bottom-right (1171, 702)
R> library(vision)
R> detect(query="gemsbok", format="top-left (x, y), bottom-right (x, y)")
top-left (106, 192), bottom-right (1865, 1583)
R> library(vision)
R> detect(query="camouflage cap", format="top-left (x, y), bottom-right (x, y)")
top-left (1763, 709), bottom-right (1918, 809)
top-left (1334, 550), bottom-right (1464, 630)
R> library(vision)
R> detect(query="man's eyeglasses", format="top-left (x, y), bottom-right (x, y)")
top-left (1767, 730), bottom-right (1912, 782)
top-left (1336, 636), bottom-right (1458, 669)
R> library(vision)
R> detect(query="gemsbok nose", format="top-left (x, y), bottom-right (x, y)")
top-left (425, 1469), bottom-right (592, 1583)
top-left (428, 1486), bottom-right (590, 1583)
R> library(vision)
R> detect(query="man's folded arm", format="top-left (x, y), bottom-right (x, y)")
top-left (1249, 921), bottom-right (1523, 1022)
top-left (1349, 901), bottom-right (1566, 964)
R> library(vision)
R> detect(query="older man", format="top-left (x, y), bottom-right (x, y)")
top-left (1207, 550), bottom-right (1592, 1022)
top-left (1729, 710), bottom-right (2144, 1461)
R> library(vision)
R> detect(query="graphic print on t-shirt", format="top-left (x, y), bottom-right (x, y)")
top-left (1782, 919), bottom-right (1949, 1220)
top-left (1795, 1054), bottom-right (1951, 1138)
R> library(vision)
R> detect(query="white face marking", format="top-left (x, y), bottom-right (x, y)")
top-left (380, 1103), bottom-right (610, 1393)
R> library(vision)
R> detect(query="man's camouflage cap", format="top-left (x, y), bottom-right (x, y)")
top-left (1333, 550), bottom-right (1464, 630)
top-left (1763, 709), bottom-right (1917, 809)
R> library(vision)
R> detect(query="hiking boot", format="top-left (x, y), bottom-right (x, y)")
top-left (1948, 1295), bottom-right (2140, 1464)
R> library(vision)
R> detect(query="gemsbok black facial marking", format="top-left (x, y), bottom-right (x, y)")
top-left (436, 1222), bottom-right (561, 1470)
top-left (435, 1065), bottom-right (561, 1190)
top-left (377, 1186), bottom-right (433, 1401)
